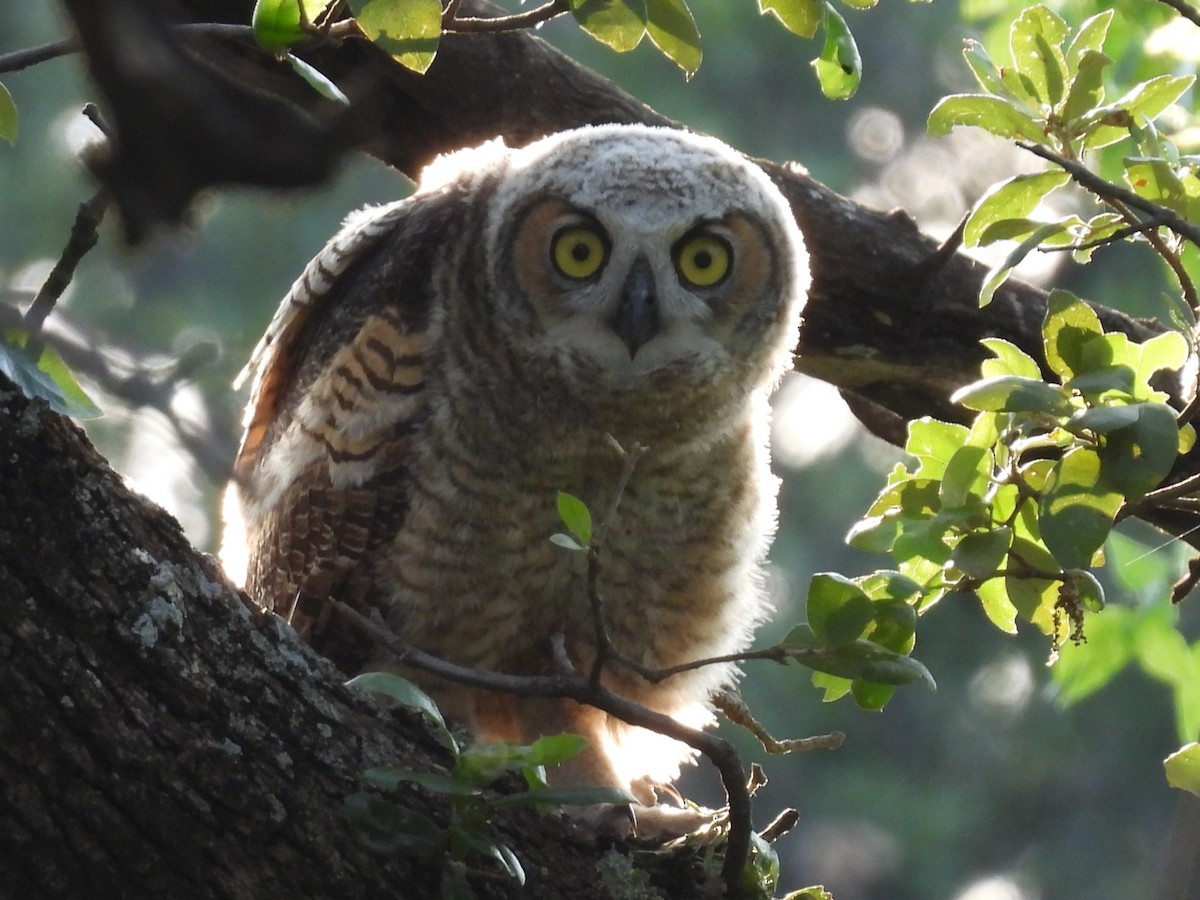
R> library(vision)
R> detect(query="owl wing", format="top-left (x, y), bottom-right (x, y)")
top-left (230, 187), bottom-right (464, 672)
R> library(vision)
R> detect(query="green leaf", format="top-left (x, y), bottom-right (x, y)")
top-left (1042, 289), bottom-right (1103, 381)
top-left (1097, 402), bottom-right (1180, 497)
top-left (976, 577), bottom-right (1019, 634)
top-left (1039, 448), bottom-right (1121, 570)
top-left (1065, 10), bottom-right (1112, 69)
top-left (0, 81), bottom-right (17, 145)
top-left (1082, 75), bottom-right (1196, 150)
top-left (781, 626), bottom-right (936, 688)
top-left (928, 94), bottom-right (1045, 142)
top-left (524, 733), bottom-right (589, 767)
top-left (950, 375), bottom-right (1072, 415)
top-left (346, 671), bottom-right (458, 751)
top-left (252, 0), bottom-right (322, 49)
top-left (1069, 404), bottom-right (1140, 434)
top-left (550, 533), bottom-right (584, 552)
top-left (1137, 331), bottom-right (1189, 388)
top-left (570, 0), bottom-right (647, 52)
top-left (1008, 5), bottom-right (1069, 108)
top-left (348, 0), bottom-right (442, 74)
top-left (1004, 536), bottom-right (1061, 632)
top-left (952, 527), bottom-right (1013, 579)
top-left (1069, 568), bottom-right (1105, 613)
top-left (962, 39), bottom-right (1007, 97)
top-left (556, 491), bottom-right (593, 545)
top-left (907, 418), bottom-right (971, 479)
top-left (0, 330), bottom-right (101, 419)
top-left (1165, 744), bottom-right (1200, 797)
top-left (488, 843), bottom-right (526, 885)
top-left (845, 514), bottom-right (901, 553)
top-left (492, 785), bottom-right (638, 807)
top-left (341, 792), bottom-right (441, 854)
top-left (964, 171), bottom-right (1070, 248)
top-left (811, 670), bottom-right (852, 702)
top-left (758, 0), bottom-right (822, 38)
top-left (1060, 49), bottom-right (1109, 126)
top-left (980, 338), bottom-right (1042, 380)
top-left (939, 444), bottom-right (992, 508)
top-left (811, 4), bottom-right (860, 101)
top-left (1052, 604), bottom-right (1133, 704)
top-left (859, 571), bottom-right (924, 604)
top-left (285, 53), bottom-right (350, 104)
top-left (850, 680), bottom-right (895, 711)
top-left (806, 573), bottom-right (875, 645)
top-left (977, 222), bottom-right (1069, 306)
top-left (363, 767), bottom-right (481, 797)
top-left (645, 0), bottom-right (701, 74)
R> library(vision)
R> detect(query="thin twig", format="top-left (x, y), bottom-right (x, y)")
top-left (330, 599), bottom-right (755, 897)
top-left (1040, 214), bottom-right (1172, 253)
top-left (1016, 142), bottom-right (1200, 250)
top-left (1158, 0), bottom-right (1200, 28)
top-left (0, 23), bottom-right (256, 75)
top-left (585, 438), bottom-right (647, 685)
top-left (444, 0), bottom-right (571, 33)
top-left (23, 189), bottom-right (110, 342)
top-left (713, 690), bottom-right (844, 755)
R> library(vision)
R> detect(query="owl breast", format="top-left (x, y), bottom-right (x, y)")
top-left (227, 122), bottom-right (808, 806)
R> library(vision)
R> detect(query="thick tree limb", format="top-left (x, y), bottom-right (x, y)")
top-left (0, 378), bottom-right (694, 899)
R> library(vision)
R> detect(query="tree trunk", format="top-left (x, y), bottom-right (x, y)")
top-left (0, 381), bottom-right (646, 899)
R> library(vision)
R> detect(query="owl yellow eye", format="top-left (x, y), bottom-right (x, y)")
top-left (551, 226), bottom-right (608, 280)
top-left (675, 234), bottom-right (731, 288)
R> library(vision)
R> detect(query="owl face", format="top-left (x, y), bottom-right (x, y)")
top-left (481, 126), bottom-right (808, 392)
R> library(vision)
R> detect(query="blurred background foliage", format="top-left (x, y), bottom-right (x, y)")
top-left (2, 2), bottom-right (1199, 898)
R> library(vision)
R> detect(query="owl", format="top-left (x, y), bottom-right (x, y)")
top-left (224, 124), bottom-right (808, 828)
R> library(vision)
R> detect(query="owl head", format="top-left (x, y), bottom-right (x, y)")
top-left (418, 126), bottom-right (808, 441)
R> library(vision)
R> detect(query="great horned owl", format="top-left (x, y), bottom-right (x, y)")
top-left (224, 124), bottom-right (808, 816)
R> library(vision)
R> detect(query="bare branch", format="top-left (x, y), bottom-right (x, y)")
top-left (23, 189), bottom-right (110, 340)
top-left (713, 690), bottom-right (845, 755)
top-left (1016, 141), bottom-right (1200, 249)
top-left (1157, 0), bottom-right (1200, 28)
top-left (445, 0), bottom-right (571, 32)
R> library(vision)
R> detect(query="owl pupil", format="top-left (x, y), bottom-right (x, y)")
top-left (693, 250), bottom-right (713, 269)
top-left (571, 242), bottom-right (591, 262)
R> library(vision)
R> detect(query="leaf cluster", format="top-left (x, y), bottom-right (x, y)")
top-left (849, 291), bottom-right (1189, 653)
top-left (344, 672), bottom-right (635, 899)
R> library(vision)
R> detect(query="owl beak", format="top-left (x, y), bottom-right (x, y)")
top-left (612, 257), bottom-right (660, 357)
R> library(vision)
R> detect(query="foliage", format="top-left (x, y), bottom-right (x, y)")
top-left (346, 671), bottom-right (635, 899)
top-left (0, 329), bottom-right (100, 418)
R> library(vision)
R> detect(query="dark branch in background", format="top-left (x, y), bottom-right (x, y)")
top-left (0, 23), bottom-right (256, 74)
top-left (330, 599), bottom-right (756, 898)
top-left (444, 0), bottom-right (570, 32)
top-left (1156, 0), bottom-right (1200, 28)
top-left (22, 189), bottom-right (110, 341)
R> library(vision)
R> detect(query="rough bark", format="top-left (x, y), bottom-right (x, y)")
top-left (0, 380), bottom-right (690, 898)
top-left (7, 0), bottom-right (1199, 896)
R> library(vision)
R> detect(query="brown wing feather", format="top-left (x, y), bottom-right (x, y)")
top-left (228, 187), bottom-right (465, 672)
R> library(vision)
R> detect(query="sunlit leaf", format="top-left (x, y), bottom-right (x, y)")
top-left (349, 0), bottom-right (442, 73)
top-left (252, 0), bottom-right (327, 49)
top-left (1052, 604), bottom-right (1134, 704)
top-left (524, 733), bottom-right (589, 767)
top-left (980, 337), bottom-right (1042, 380)
top-left (976, 577), bottom-right (1019, 634)
top-left (1042, 289), bottom-right (1104, 381)
top-left (646, 0), bottom-right (701, 74)
top-left (907, 418), bottom-right (971, 479)
top-left (781, 626), bottom-right (936, 688)
top-left (758, 0), bottom-right (822, 38)
top-left (928, 94), bottom-right (1046, 141)
top-left (1166, 744), bottom-right (1200, 797)
top-left (570, 0), bottom-right (647, 52)
top-left (1008, 5), bottom-right (1069, 108)
top-left (1082, 74), bottom-right (1196, 149)
top-left (285, 53), bottom-right (350, 104)
top-left (811, 3), bottom-right (860, 100)
top-left (0, 81), bottom-right (17, 145)
top-left (964, 170), bottom-right (1070, 248)
top-left (850, 680), bottom-right (895, 710)
top-left (951, 374), bottom-right (1072, 415)
top-left (1061, 49), bottom-right (1109, 126)
top-left (1039, 448), bottom-right (1121, 570)
top-left (0, 330), bottom-right (101, 419)
top-left (979, 222), bottom-right (1069, 306)
top-left (556, 491), bottom-right (593, 545)
top-left (806, 573), bottom-right (874, 645)
top-left (939, 445), bottom-right (993, 508)
top-left (962, 39), bottom-right (1007, 97)
top-left (1065, 9), bottom-right (1113, 69)
top-left (1068, 404), bottom-right (1140, 434)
